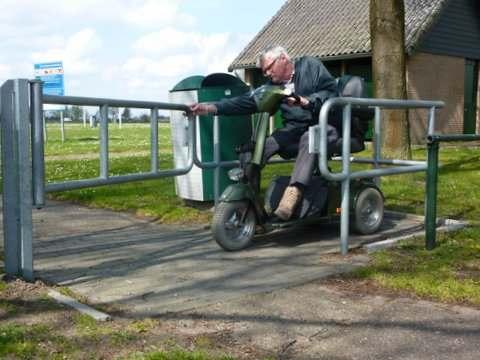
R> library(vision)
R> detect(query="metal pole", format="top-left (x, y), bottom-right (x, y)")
top-left (150, 107), bottom-right (159, 172)
top-left (83, 107), bottom-right (87, 127)
top-left (427, 107), bottom-right (436, 136)
top-left (1, 79), bottom-right (34, 281)
top-left (99, 104), bottom-right (109, 179)
top-left (213, 115), bottom-right (221, 205)
top-left (340, 104), bottom-right (352, 255)
top-left (373, 106), bottom-right (381, 186)
top-left (30, 80), bottom-right (45, 208)
top-left (118, 111), bottom-right (122, 129)
top-left (425, 140), bottom-right (439, 250)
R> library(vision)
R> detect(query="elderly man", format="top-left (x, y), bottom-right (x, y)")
top-left (190, 46), bottom-right (339, 221)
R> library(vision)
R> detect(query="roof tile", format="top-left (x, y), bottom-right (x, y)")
top-left (229, 0), bottom-right (448, 70)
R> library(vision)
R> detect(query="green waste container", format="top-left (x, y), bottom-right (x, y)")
top-left (169, 73), bottom-right (252, 201)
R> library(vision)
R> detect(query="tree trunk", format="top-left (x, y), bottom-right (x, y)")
top-left (370, 0), bottom-right (411, 158)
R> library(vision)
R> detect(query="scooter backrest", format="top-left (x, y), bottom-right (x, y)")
top-left (337, 75), bottom-right (367, 98)
top-left (333, 75), bottom-right (371, 155)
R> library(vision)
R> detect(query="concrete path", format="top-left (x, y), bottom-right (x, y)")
top-left (168, 279), bottom-right (480, 360)
top-left (27, 200), bottom-right (423, 315)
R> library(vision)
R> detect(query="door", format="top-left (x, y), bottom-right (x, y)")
top-left (464, 59), bottom-right (478, 134)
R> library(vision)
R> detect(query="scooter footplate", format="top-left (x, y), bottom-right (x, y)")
top-left (265, 176), bottom-right (328, 219)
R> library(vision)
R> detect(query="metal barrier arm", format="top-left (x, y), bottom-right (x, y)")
top-left (31, 88), bottom-right (197, 194)
top-left (43, 94), bottom-right (190, 112)
top-left (45, 113), bottom-right (196, 193)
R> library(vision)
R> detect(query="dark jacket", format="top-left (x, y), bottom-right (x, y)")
top-left (214, 56), bottom-right (338, 128)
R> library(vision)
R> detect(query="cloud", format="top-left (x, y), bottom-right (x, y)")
top-left (0, 63), bottom-right (12, 79)
top-left (132, 28), bottom-right (243, 71)
top-left (122, 54), bottom-right (194, 79)
top-left (0, 0), bottom-right (258, 101)
top-left (117, 28), bottom-right (253, 99)
top-left (123, 0), bottom-right (195, 28)
top-left (31, 28), bottom-right (102, 76)
top-left (133, 28), bottom-right (200, 55)
top-left (0, 0), bottom-right (192, 33)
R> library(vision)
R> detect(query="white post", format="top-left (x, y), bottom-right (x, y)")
top-left (60, 110), bottom-right (65, 143)
top-left (118, 112), bottom-right (122, 128)
top-left (83, 107), bottom-right (87, 127)
top-left (43, 111), bottom-right (48, 142)
top-left (89, 115), bottom-right (94, 128)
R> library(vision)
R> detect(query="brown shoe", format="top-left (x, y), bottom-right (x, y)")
top-left (274, 185), bottom-right (302, 221)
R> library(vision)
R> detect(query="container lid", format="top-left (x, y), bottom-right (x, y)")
top-left (201, 73), bottom-right (246, 88)
top-left (170, 75), bottom-right (205, 91)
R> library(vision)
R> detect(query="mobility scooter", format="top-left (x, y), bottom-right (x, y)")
top-left (211, 76), bottom-right (384, 251)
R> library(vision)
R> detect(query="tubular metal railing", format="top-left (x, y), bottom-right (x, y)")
top-left (309, 97), bottom-right (445, 254)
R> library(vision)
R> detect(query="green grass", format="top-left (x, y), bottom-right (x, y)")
top-left (354, 228), bottom-right (480, 305)
top-left (0, 323), bottom-right (73, 359)
top-left (131, 349), bottom-right (235, 360)
top-left (0, 318), bottom-right (234, 359)
top-left (380, 146), bottom-right (480, 220)
top-left (0, 279), bottom-right (236, 359)
top-left (347, 145), bottom-right (480, 306)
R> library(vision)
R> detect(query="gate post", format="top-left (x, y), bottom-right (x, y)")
top-left (425, 139), bottom-right (439, 250)
top-left (1, 79), bottom-right (34, 281)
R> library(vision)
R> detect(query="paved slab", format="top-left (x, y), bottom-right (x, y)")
top-left (3, 200), bottom-right (426, 315)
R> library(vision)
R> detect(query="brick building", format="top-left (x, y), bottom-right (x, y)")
top-left (228, 0), bottom-right (480, 143)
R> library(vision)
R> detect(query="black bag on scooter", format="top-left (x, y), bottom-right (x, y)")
top-left (264, 176), bottom-right (329, 219)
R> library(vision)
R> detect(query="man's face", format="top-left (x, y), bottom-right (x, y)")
top-left (261, 53), bottom-right (291, 84)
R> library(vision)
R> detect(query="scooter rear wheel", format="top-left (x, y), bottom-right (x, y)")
top-left (353, 187), bottom-right (384, 235)
top-left (212, 201), bottom-right (256, 251)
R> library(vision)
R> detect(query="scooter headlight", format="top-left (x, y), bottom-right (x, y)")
top-left (228, 167), bottom-right (244, 181)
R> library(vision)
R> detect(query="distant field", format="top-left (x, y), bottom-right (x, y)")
top-left (44, 123), bottom-right (171, 157)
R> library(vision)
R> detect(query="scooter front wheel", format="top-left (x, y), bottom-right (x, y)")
top-left (212, 201), bottom-right (256, 251)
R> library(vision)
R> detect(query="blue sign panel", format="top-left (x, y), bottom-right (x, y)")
top-left (34, 61), bottom-right (64, 96)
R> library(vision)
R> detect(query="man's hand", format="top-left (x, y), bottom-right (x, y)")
top-left (189, 103), bottom-right (217, 116)
top-left (286, 95), bottom-right (309, 107)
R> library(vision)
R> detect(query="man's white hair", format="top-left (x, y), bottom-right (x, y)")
top-left (256, 46), bottom-right (291, 67)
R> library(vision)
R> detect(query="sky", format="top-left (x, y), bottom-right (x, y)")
top-left (0, 0), bottom-right (285, 103)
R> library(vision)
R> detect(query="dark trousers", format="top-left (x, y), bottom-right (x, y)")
top-left (262, 124), bottom-right (339, 187)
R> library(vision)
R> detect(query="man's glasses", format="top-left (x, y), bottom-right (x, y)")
top-left (262, 57), bottom-right (279, 76)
